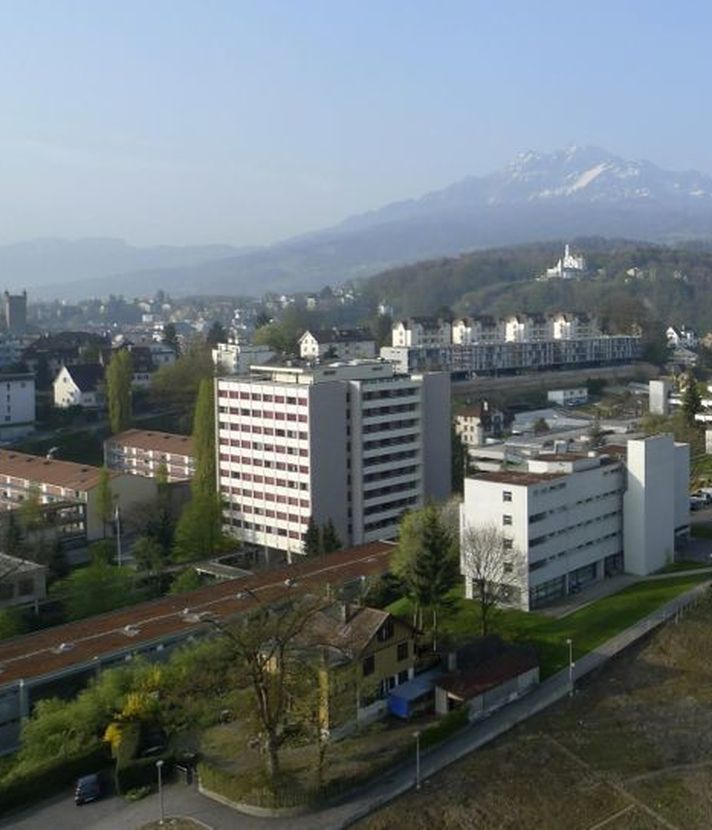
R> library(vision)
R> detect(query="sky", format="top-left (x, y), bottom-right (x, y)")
top-left (1, 0), bottom-right (712, 247)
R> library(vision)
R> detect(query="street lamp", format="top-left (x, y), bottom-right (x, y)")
top-left (566, 638), bottom-right (574, 697)
top-left (413, 730), bottom-right (421, 790)
top-left (156, 759), bottom-right (165, 825)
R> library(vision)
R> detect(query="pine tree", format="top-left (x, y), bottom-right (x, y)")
top-left (106, 350), bottom-right (133, 434)
top-left (97, 466), bottom-right (113, 540)
top-left (682, 374), bottom-right (703, 423)
top-left (303, 516), bottom-right (321, 557)
top-left (321, 519), bottom-right (342, 554)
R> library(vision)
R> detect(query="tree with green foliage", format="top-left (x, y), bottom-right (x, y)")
top-left (392, 505), bottom-right (459, 648)
top-left (321, 519), bottom-right (342, 554)
top-left (0, 607), bottom-right (26, 640)
top-left (451, 425), bottom-right (467, 494)
top-left (162, 322), bottom-right (179, 354)
top-left (192, 378), bottom-right (216, 499)
top-left (533, 417), bottom-right (550, 435)
top-left (168, 567), bottom-right (202, 595)
top-left (97, 466), bottom-right (114, 540)
top-left (303, 517), bottom-right (321, 557)
top-left (151, 337), bottom-right (213, 412)
top-left (206, 321), bottom-right (227, 345)
top-left (131, 536), bottom-right (166, 579)
top-left (682, 374), bottom-right (703, 424)
top-left (51, 560), bottom-right (137, 620)
top-left (106, 350), bottom-right (133, 434)
top-left (4, 511), bottom-right (23, 557)
top-left (172, 493), bottom-right (224, 562)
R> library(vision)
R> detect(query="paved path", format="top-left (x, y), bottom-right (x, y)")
top-left (4, 577), bottom-right (710, 830)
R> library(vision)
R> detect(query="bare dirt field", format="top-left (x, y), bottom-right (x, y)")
top-left (358, 591), bottom-right (712, 830)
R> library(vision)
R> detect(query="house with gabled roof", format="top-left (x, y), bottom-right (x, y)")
top-left (52, 363), bottom-right (105, 409)
top-left (299, 328), bottom-right (376, 361)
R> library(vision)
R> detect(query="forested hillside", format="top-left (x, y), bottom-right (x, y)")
top-left (360, 238), bottom-right (712, 338)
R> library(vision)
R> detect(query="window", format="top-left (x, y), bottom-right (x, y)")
top-left (398, 669), bottom-right (409, 684)
top-left (503, 561), bottom-right (513, 574)
top-left (377, 618), bottom-right (394, 642)
top-left (397, 641), bottom-right (409, 661)
top-left (502, 514), bottom-right (512, 526)
top-left (362, 655), bottom-right (375, 676)
top-left (502, 490), bottom-right (512, 503)
top-left (503, 538), bottom-right (513, 550)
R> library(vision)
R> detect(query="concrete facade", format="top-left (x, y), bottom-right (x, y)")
top-left (217, 361), bottom-right (451, 556)
top-left (211, 341), bottom-right (275, 375)
top-left (649, 379), bottom-right (672, 416)
top-left (0, 373), bottom-right (35, 439)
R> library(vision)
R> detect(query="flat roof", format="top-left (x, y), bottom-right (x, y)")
top-left (108, 429), bottom-right (194, 457)
top-left (470, 470), bottom-right (563, 486)
top-left (0, 540), bottom-right (395, 686)
top-left (0, 450), bottom-right (117, 491)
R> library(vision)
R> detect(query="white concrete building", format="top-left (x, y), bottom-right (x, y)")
top-left (624, 436), bottom-right (690, 575)
top-left (451, 316), bottom-right (501, 345)
top-left (460, 436), bottom-right (690, 610)
top-left (216, 360), bottom-right (451, 558)
top-left (299, 329), bottom-right (376, 362)
top-left (649, 379), bottom-right (672, 416)
top-left (547, 388), bottom-right (588, 407)
top-left (0, 373), bottom-right (35, 439)
top-left (212, 341), bottom-right (275, 375)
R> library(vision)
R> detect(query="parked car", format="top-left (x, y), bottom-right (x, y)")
top-left (690, 496), bottom-right (707, 511)
top-left (75, 773), bottom-right (102, 805)
top-left (693, 489), bottom-right (712, 504)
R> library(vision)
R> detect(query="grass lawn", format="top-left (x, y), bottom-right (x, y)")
top-left (390, 573), bottom-right (711, 676)
top-left (691, 524), bottom-right (712, 539)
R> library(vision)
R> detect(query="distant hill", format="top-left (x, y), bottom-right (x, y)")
top-left (16, 145), bottom-right (712, 299)
top-left (0, 237), bottom-right (245, 296)
top-left (360, 237), bottom-right (712, 338)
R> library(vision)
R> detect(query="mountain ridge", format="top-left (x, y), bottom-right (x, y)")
top-left (15, 146), bottom-right (712, 299)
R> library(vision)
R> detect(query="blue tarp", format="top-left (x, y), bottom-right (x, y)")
top-left (388, 668), bottom-right (443, 718)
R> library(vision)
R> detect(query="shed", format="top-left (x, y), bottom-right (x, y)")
top-left (388, 667), bottom-right (442, 719)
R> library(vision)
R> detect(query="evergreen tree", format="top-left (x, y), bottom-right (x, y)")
top-left (162, 322), bottom-right (179, 354)
top-left (321, 519), bottom-right (342, 554)
top-left (106, 349), bottom-right (133, 434)
top-left (97, 466), bottom-right (113, 540)
top-left (206, 321), bottom-right (227, 345)
top-left (682, 374), bottom-right (703, 423)
top-left (393, 505), bottom-right (459, 648)
top-left (172, 493), bottom-right (223, 562)
top-left (303, 516), bottom-right (321, 556)
top-left (451, 425), bottom-right (467, 494)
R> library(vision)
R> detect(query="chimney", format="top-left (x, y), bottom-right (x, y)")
top-left (339, 602), bottom-right (353, 624)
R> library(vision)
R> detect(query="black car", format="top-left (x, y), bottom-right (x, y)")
top-left (75, 773), bottom-right (101, 805)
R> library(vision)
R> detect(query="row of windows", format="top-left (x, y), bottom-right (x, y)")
top-left (218, 438), bottom-right (308, 457)
top-left (529, 511), bottom-right (620, 547)
top-left (219, 454), bottom-right (309, 474)
top-left (229, 517), bottom-right (302, 538)
top-left (222, 486), bottom-right (309, 507)
top-left (217, 422), bottom-right (308, 440)
top-left (229, 504), bottom-right (306, 524)
top-left (219, 391), bottom-right (307, 405)
top-left (529, 531), bottom-right (621, 570)
top-left (362, 418), bottom-right (419, 435)
top-left (218, 408), bottom-right (308, 422)
top-left (220, 469), bottom-right (310, 489)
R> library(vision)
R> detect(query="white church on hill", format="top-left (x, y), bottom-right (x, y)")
top-left (540, 244), bottom-right (587, 280)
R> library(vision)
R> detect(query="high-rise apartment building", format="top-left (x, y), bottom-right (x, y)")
top-left (3, 291), bottom-right (27, 336)
top-left (216, 361), bottom-right (450, 558)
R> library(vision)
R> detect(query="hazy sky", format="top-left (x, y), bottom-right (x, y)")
top-left (2, 0), bottom-right (712, 247)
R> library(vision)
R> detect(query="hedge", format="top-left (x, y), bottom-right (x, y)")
top-left (0, 742), bottom-right (110, 814)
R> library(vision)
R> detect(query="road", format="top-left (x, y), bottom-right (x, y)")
top-left (5, 576), bottom-right (709, 830)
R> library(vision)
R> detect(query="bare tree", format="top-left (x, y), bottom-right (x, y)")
top-left (460, 523), bottom-right (525, 635)
top-left (207, 591), bottom-right (331, 783)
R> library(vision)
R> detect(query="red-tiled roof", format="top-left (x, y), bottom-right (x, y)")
top-left (108, 429), bottom-right (194, 457)
top-left (437, 649), bottom-right (538, 700)
top-left (0, 541), bottom-right (395, 686)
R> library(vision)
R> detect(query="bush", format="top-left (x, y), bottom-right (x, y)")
top-left (420, 705), bottom-right (469, 749)
top-left (114, 720), bottom-right (173, 794)
top-left (0, 742), bottom-right (109, 813)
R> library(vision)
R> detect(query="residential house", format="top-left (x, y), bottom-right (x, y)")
top-left (0, 554), bottom-right (46, 610)
top-left (0, 373), bottom-right (36, 440)
top-left (455, 401), bottom-right (505, 449)
top-left (53, 364), bottom-right (105, 409)
top-left (298, 328), bottom-right (376, 361)
top-left (391, 317), bottom-right (452, 348)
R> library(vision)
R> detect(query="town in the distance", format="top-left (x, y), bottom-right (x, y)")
top-left (1, 240), bottom-right (712, 827)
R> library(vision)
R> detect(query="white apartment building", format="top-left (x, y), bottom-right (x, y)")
top-left (212, 341), bottom-right (275, 375)
top-left (0, 373), bottom-right (35, 440)
top-left (216, 361), bottom-right (450, 558)
top-left (460, 436), bottom-right (689, 610)
top-left (451, 316), bottom-right (501, 345)
top-left (391, 318), bottom-right (452, 348)
top-left (299, 329), bottom-right (376, 361)
top-left (104, 429), bottom-right (195, 482)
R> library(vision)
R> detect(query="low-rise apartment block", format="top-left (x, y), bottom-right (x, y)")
top-left (105, 429), bottom-right (195, 482)
top-left (212, 341), bottom-right (275, 375)
top-left (216, 360), bottom-right (451, 558)
top-left (460, 435), bottom-right (689, 611)
top-left (0, 450), bottom-right (157, 544)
